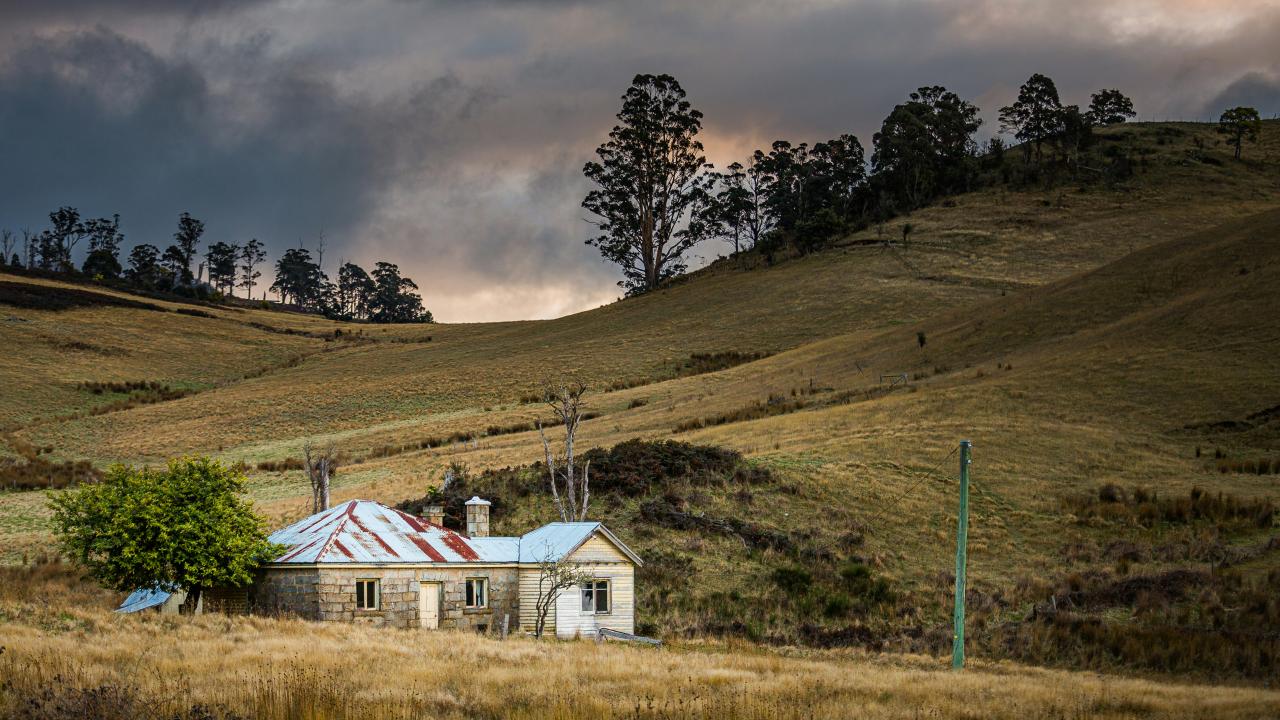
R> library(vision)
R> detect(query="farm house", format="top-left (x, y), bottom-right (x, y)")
top-left (123, 497), bottom-right (642, 638)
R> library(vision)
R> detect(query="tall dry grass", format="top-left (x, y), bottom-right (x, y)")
top-left (1, 563), bottom-right (1278, 720)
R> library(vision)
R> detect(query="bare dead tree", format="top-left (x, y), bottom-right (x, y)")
top-left (303, 442), bottom-right (337, 512)
top-left (22, 229), bottom-right (34, 269)
top-left (536, 378), bottom-right (591, 521)
top-left (531, 546), bottom-right (592, 638)
top-left (1, 230), bottom-right (16, 265)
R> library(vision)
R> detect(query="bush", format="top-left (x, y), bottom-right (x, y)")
top-left (772, 565), bottom-right (813, 594)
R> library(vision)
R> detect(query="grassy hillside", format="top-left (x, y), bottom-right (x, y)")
top-left (2, 121), bottom-right (1279, 693)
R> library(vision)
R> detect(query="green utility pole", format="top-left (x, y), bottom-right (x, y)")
top-left (952, 439), bottom-right (972, 670)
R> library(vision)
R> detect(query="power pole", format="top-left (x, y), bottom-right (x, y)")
top-left (952, 439), bottom-right (972, 670)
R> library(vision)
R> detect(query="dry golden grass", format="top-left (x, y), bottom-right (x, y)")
top-left (0, 566), bottom-right (1277, 720)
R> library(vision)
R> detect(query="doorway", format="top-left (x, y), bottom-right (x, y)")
top-left (419, 581), bottom-right (441, 629)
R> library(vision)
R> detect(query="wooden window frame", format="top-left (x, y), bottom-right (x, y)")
top-left (464, 577), bottom-right (489, 609)
top-left (355, 578), bottom-right (380, 611)
top-left (580, 578), bottom-right (610, 615)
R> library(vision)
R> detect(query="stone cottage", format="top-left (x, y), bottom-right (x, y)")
top-left (222, 497), bottom-right (641, 637)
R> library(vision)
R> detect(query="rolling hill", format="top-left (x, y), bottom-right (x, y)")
top-left (2, 121), bottom-right (1279, 692)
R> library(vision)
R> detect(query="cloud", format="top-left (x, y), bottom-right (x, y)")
top-left (3, 0), bottom-right (1280, 321)
top-left (1205, 72), bottom-right (1280, 118)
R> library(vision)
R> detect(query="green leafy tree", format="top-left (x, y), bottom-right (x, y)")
top-left (1218, 106), bottom-right (1262, 160)
top-left (238, 238), bottom-right (267, 300)
top-left (583, 73), bottom-right (714, 294)
top-left (999, 73), bottom-right (1064, 163)
top-left (50, 457), bottom-right (281, 609)
top-left (1086, 89), bottom-right (1136, 125)
top-left (173, 212), bottom-right (205, 284)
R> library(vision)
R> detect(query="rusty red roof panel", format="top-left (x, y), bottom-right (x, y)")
top-left (269, 499), bottom-right (498, 564)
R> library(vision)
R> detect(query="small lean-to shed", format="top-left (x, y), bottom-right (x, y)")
top-left (517, 522), bottom-right (643, 639)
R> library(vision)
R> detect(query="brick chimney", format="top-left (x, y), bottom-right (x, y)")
top-left (465, 496), bottom-right (490, 537)
top-left (421, 504), bottom-right (444, 526)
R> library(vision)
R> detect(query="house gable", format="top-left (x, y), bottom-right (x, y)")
top-left (566, 531), bottom-right (632, 564)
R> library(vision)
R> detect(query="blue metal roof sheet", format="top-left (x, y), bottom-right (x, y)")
top-left (116, 585), bottom-right (175, 613)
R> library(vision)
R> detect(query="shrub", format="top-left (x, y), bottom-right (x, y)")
top-left (772, 565), bottom-right (813, 594)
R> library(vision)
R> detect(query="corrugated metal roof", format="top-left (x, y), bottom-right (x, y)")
top-left (268, 500), bottom-right (642, 566)
top-left (116, 585), bottom-right (175, 613)
top-left (517, 522), bottom-right (602, 563)
top-left (269, 500), bottom-right (488, 563)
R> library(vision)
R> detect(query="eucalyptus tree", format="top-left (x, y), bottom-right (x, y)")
top-left (204, 241), bottom-right (240, 296)
top-left (582, 73), bottom-right (714, 294)
top-left (172, 212), bottom-right (205, 284)
top-left (999, 73), bottom-right (1064, 163)
top-left (1086, 89), bottom-right (1136, 125)
top-left (238, 239), bottom-right (266, 300)
top-left (1218, 106), bottom-right (1262, 160)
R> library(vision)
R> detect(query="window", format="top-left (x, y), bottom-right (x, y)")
top-left (356, 579), bottom-right (380, 610)
top-left (465, 578), bottom-right (488, 609)
top-left (581, 579), bottom-right (610, 614)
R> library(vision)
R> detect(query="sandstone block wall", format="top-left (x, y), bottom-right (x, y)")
top-left (250, 567), bottom-right (322, 619)
top-left (306, 566), bottom-right (520, 631)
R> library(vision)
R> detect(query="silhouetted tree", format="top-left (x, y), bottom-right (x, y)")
top-left (35, 207), bottom-right (86, 271)
top-left (369, 261), bottom-right (430, 323)
top-left (126, 244), bottom-right (164, 288)
top-left (1000, 74), bottom-right (1064, 164)
top-left (337, 261), bottom-right (376, 319)
top-left (1218, 106), bottom-right (1262, 160)
top-left (1086, 89), bottom-right (1136, 125)
top-left (873, 86), bottom-right (980, 208)
top-left (80, 214), bottom-right (125, 279)
top-left (1056, 105), bottom-right (1094, 170)
top-left (705, 162), bottom-right (753, 254)
top-left (205, 241), bottom-right (239, 296)
top-left (238, 239), bottom-right (266, 300)
top-left (271, 247), bottom-right (325, 307)
top-left (583, 73), bottom-right (714, 294)
top-left (172, 212), bottom-right (204, 285)
top-left (809, 133), bottom-right (866, 221)
top-left (161, 245), bottom-right (186, 286)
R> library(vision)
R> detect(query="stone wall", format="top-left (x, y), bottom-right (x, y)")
top-left (304, 566), bottom-right (521, 631)
top-left (250, 567), bottom-right (321, 619)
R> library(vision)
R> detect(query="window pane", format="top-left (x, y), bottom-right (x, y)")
top-left (477, 580), bottom-right (486, 607)
top-left (595, 582), bottom-right (608, 612)
top-left (581, 586), bottom-right (593, 612)
top-left (466, 580), bottom-right (475, 607)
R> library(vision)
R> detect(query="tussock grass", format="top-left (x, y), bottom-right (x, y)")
top-left (0, 568), bottom-right (1276, 720)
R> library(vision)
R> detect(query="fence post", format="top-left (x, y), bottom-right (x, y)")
top-left (952, 439), bottom-right (972, 670)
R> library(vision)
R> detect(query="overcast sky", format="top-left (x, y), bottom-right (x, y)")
top-left (2, 0), bottom-right (1278, 322)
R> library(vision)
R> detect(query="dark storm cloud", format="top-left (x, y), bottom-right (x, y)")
top-left (1207, 72), bottom-right (1280, 118)
top-left (2, 0), bottom-right (1279, 320)
top-left (0, 25), bottom-right (491, 282)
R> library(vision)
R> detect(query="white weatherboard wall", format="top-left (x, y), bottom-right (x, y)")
top-left (517, 531), bottom-right (637, 637)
